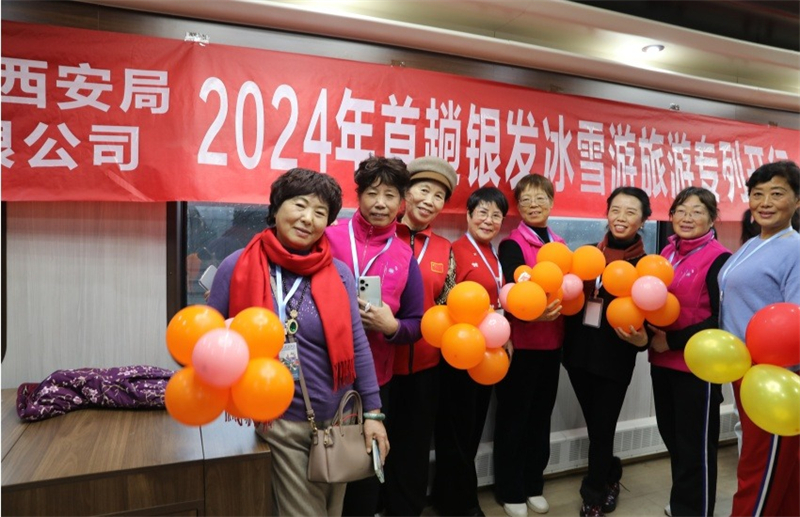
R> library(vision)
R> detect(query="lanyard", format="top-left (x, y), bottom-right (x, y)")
top-left (522, 224), bottom-right (553, 245)
top-left (720, 227), bottom-right (792, 290)
top-left (668, 241), bottom-right (709, 269)
top-left (349, 219), bottom-right (393, 281)
top-left (415, 235), bottom-right (431, 265)
top-left (466, 232), bottom-right (503, 297)
top-left (275, 265), bottom-right (302, 325)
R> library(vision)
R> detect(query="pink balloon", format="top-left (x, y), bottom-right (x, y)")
top-left (561, 273), bottom-right (584, 301)
top-left (192, 328), bottom-right (250, 388)
top-left (499, 283), bottom-right (514, 311)
top-left (478, 312), bottom-right (511, 349)
top-left (631, 275), bottom-right (668, 312)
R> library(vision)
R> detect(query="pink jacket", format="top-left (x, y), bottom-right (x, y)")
top-left (326, 210), bottom-right (414, 385)
top-left (502, 222), bottom-right (566, 351)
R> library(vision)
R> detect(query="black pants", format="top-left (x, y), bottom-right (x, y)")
top-left (342, 383), bottom-right (391, 516)
top-left (652, 365), bottom-right (722, 517)
top-left (432, 360), bottom-right (493, 515)
top-left (383, 367), bottom-right (440, 517)
top-left (493, 349), bottom-right (561, 504)
top-left (566, 366), bottom-right (628, 499)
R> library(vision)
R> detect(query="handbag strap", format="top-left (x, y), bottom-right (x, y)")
top-left (270, 274), bottom-right (318, 432)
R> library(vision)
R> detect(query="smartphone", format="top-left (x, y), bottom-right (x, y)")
top-left (358, 276), bottom-right (383, 307)
top-left (372, 438), bottom-right (384, 483)
top-left (198, 265), bottom-right (217, 291)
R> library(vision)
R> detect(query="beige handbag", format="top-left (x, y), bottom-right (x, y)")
top-left (299, 362), bottom-right (374, 483)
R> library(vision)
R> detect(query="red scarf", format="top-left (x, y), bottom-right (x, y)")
top-left (597, 232), bottom-right (646, 262)
top-left (229, 228), bottom-right (355, 390)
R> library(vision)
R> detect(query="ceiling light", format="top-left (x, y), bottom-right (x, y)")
top-left (642, 44), bottom-right (665, 54)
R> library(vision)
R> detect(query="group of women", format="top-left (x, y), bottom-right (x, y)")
top-left (207, 156), bottom-right (800, 517)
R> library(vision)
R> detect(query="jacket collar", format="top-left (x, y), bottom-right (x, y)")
top-left (351, 209), bottom-right (397, 243)
top-left (669, 230), bottom-right (715, 257)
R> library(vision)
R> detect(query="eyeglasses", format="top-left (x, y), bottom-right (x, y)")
top-left (518, 196), bottom-right (550, 208)
top-left (672, 208), bottom-right (709, 220)
top-left (473, 209), bottom-right (504, 223)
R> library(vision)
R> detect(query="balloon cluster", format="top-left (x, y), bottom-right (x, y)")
top-left (686, 303), bottom-right (800, 436)
top-left (500, 243), bottom-right (607, 321)
top-left (164, 305), bottom-right (293, 426)
top-left (604, 254), bottom-right (679, 330)
top-left (421, 281), bottom-right (510, 385)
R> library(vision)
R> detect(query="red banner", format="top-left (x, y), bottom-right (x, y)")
top-left (2, 22), bottom-right (798, 220)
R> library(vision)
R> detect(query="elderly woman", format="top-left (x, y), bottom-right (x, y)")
top-left (719, 160), bottom-right (800, 517)
top-left (433, 186), bottom-right (509, 517)
top-left (563, 186), bottom-right (652, 517)
top-left (648, 187), bottom-right (730, 517)
top-left (494, 174), bottom-right (565, 517)
top-left (206, 168), bottom-right (387, 516)
top-left (325, 155), bottom-right (424, 517)
top-left (382, 155), bottom-right (458, 516)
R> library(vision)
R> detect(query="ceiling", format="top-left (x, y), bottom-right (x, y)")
top-left (83, 0), bottom-right (800, 112)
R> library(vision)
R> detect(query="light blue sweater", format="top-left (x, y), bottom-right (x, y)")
top-left (718, 229), bottom-right (800, 341)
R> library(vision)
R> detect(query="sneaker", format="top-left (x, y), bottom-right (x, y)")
top-left (580, 503), bottom-right (605, 517)
top-left (602, 482), bottom-right (620, 513)
top-left (664, 504), bottom-right (672, 517)
top-left (503, 502), bottom-right (528, 517)
top-left (527, 496), bottom-right (549, 514)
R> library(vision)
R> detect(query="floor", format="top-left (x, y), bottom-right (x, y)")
top-left (423, 443), bottom-right (739, 517)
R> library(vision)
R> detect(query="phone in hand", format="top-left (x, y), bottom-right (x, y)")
top-left (199, 265), bottom-right (218, 291)
top-left (372, 438), bottom-right (384, 483)
top-left (359, 276), bottom-right (383, 308)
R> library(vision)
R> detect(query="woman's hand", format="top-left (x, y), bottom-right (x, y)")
top-left (536, 299), bottom-right (562, 322)
top-left (648, 324), bottom-right (669, 353)
top-left (615, 325), bottom-right (649, 347)
top-left (363, 418), bottom-right (389, 464)
top-left (503, 340), bottom-right (514, 360)
top-left (358, 298), bottom-right (399, 336)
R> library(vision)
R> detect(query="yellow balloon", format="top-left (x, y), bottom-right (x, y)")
top-left (685, 329), bottom-right (751, 384)
top-left (740, 365), bottom-right (800, 436)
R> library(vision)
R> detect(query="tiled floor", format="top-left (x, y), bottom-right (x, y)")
top-left (423, 442), bottom-right (739, 516)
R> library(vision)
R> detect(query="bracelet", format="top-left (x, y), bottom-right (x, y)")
top-left (363, 412), bottom-right (386, 421)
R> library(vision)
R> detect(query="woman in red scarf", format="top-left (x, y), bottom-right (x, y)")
top-left (207, 168), bottom-right (387, 517)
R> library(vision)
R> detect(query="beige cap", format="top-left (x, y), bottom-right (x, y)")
top-left (407, 156), bottom-right (458, 196)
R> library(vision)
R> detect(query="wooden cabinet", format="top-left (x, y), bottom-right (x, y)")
top-left (1, 389), bottom-right (271, 516)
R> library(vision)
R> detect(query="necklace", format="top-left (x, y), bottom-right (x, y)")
top-left (283, 274), bottom-right (310, 336)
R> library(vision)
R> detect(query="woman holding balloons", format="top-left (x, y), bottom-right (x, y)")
top-left (432, 186), bottom-right (509, 517)
top-left (647, 186), bottom-right (731, 517)
top-left (494, 174), bottom-right (566, 517)
top-left (325, 155), bottom-right (425, 517)
top-left (206, 168), bottom-right (387, 516)
top-left (718, 160), bottom-right (800, 517)
top-left (562, 186), bottom-right (652, 517)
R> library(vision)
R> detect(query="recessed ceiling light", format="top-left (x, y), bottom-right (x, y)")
top-left (642, 44), bottom-right (665, 54)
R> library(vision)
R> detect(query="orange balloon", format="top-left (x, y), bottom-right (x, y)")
top-left (166, 305), bottom-right (226, 365)
top-left (514, 265), bottom-right (533, 283)
top-left (531, 261), bottom-right (564, 294)
top-left (636, 254), bottom-right (675, 287)
top-left (421, 305), bottom-right (455, 348)
top-left (561, 291), bottom-right (586, 316)
top-left (230, 307), bottom-right (285, 359)
top-left (441, 323), bottom-right (487, 370)
top-left (538, 242), bottom-right (573, 275)
top-left (447, 281), bottom-right (491, 326)
top-left (602, 260), bottom-right (639, 297)
top-left (231, 358), bottom-right (295, 422)
top-left (547, 288), bottom-right (564, 306)
top-left (644, 293), bottom-right (681, 326)
top-left (165, 367), bottom-right (228, 426)
top-left (224, 393), bottom-right (248, 420)
top-left (506, 281), bottom-right (547, 321)
top-left (606, 296), bottom-right (645, 330)
top-left (571, 246), bottom-right (607, 280)
top-left (468, 348), bottom-right (510, 385)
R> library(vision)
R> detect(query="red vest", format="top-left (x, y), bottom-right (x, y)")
top-left (394, 223), bottom-right (451, 375)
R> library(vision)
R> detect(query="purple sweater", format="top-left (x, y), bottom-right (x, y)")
top-left (208, 249), bottom-right (382, 421)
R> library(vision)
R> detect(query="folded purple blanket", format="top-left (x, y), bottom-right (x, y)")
top-left (17, 365), bottom-right (174, 422)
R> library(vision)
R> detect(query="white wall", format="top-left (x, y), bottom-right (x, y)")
top-left (1, 202), bottom-right (175, 388)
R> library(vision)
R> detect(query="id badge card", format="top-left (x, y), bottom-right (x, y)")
top-left (279, 341), bottom-right (300, 380)
top-left (582, 297), bottom-right (604, 328)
